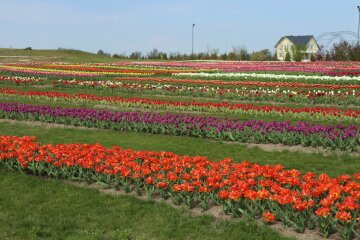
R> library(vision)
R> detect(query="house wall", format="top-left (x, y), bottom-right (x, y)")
top-left (276, 38), bottom-right (294, 61)
top-left (276, 37), bottom-right (320, 61)
top-left (306, 38), bottom-right (319, 54)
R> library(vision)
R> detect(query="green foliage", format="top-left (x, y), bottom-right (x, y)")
top-left (291, 44), bottom-right (306, 62)
top-left (129, 51), bottom-right (142, 59)
top-left (112, 53), bottom-right (127, 59)
top-left (210, 49), bottom-right (220, 59)
top-left (251, 49), bottom-right (272, 61)
top-left (234, 46), bottom-right (251, 60)
top-left (97, 49), bottom-right (111, 57)
top-left (147, 49), bottom-right (168, 60)
top-left (284, 51), bottom-right (291, 62)
top-left (330, 41), bottom-right (351, 61)
top-left (350, 45), bottom-right (360, 61)
top-left (310, 53), bottom-right (316, 62)
top-left (326, 40), bottom-right (360, 61)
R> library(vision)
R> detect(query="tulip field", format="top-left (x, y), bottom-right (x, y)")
top-left (0, 60), bottom-right (360, 239)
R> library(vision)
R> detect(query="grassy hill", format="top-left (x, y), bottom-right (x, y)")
top-left (0, 48), bottom-right (119, 63)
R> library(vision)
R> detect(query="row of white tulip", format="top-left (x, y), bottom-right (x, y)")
top-left (173, 72), bottom-right (360, 81)
top-left (0, 75), bottom-right (45, 83)
top-left (57, 80), bottom-right (358, 96)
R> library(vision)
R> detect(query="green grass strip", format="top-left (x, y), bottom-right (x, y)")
top-left (0, 169), bottom-right (293, 240)
top-left (0, 121), bottom-right (358, 177)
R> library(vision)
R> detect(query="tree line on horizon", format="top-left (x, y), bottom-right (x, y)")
top-left (96, 40), bottom-right (360, 61)
top-left (97, 47), bottom-right (275, 61)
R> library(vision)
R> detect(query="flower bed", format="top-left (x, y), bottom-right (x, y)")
top-left (31, 64), bottom-right (200, 74)
top-left (0, 102), bottom-right (359, 151)
top-left (55, 79), bottom-right (360, 105)
top-left (114, 77), bottom-right (360, 89)
top-left (0, 75), bottom-right (46, 85)
top-left (1, 88), bottom-right (359, 122)
top-left (0, 63), bottom-right (201, 78)
top-left (3, 62), bottom-right (360, 81)
top-left (0, 65), bottom-right (101, 77)
top-left (0, 135), bottom-right (359, 239)
top-left (174, 72), bottom-right (360, 83)
top-left (121, 61), bottom-right (360, 75)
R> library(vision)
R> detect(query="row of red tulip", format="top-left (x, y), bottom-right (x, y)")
top-left (55, 79), bottom-right (360, 106)
top-left (1, 88), bottom-right (359, 121)
top-left (0, 135), bottom-right (359, 238)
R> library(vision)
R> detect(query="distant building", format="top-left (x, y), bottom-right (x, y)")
top-left (275, 35), bottom-right (320, 61)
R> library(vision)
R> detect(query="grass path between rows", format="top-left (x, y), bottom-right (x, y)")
top-left (0, 121), bottom-right (358, 177)
top-left (0, 169), bottom-right (293, 240)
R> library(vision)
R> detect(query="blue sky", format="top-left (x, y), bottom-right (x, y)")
top-left (0, 0), bottom-right (358, 54)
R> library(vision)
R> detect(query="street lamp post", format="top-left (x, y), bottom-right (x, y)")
top-left (358, 6), bottom-right (360, 45)
top-left (192, 23), bottom-right (195, 58)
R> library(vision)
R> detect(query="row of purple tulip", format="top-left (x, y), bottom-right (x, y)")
top-left (0, 102), bottom-right (359, 151)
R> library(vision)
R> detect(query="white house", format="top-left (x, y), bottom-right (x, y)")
top-left (275, 35), bottom-right (320, 61)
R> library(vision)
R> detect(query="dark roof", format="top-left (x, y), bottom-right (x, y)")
top-left (286, 35), bottom-right (313, 46)
top-left (275, 35), bottom-right (319, 48)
